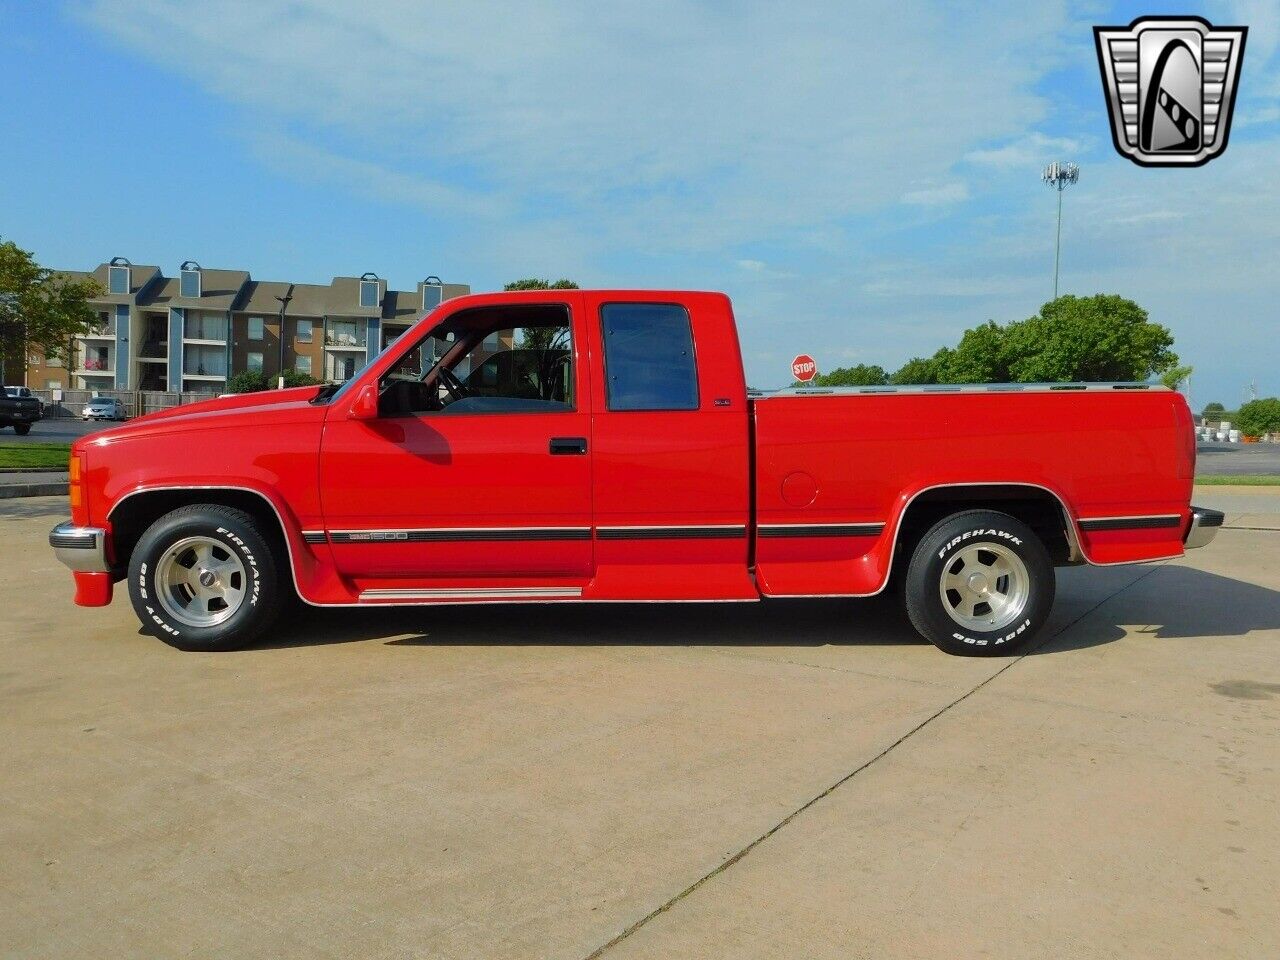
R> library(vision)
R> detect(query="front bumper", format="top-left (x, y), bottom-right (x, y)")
top-left (1183, 506), bottom-right (1225, 550)
top-left (50, 521), bottom-right (111, 573)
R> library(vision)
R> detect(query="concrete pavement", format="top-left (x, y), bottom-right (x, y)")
top-left (2, 495), bottom-right (1277, 959)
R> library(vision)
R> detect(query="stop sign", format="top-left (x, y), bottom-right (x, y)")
top-left (791, 354), bottom-right (818, 382)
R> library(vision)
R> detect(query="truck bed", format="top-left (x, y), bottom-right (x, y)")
top-left (750, 384), bottom-right (1194, 596)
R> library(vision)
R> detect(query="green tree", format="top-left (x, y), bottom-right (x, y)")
top-left (0, 238), bottom-right (101, 376)
top-left (811, 363), bottom-right (889, 387)
top-left (503, 278), bottom-right (579, 291)
top-left (227, 369), bottom-right (269, 393)
top-left (1201, 401), bottom-right (1225, 419)
top-left (1005, 295), bottom-right (1178, 383)
top-left (1160, 365), bottom-right (1193, 390)
top-left (947, 321), bottom-right (1015, 383)
top-left (1236, 398), bottom-right (1280, 437)
top-left (890, 353), bottom-right (944, 385)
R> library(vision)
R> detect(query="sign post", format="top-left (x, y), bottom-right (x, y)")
top-left (791, 354), bottom-right (818, 384)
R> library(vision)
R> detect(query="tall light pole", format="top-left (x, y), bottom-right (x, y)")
top-left (1042, 161), bottom-right (1080, 300)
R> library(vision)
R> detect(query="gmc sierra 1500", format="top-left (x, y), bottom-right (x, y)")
top-left (49, 290), bottom-right (1221, 654)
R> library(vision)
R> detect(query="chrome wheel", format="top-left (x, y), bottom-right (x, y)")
top-left (938, 541), bottom-right (1030, 632)
top-left (155, 535), bottom-right (248, 629)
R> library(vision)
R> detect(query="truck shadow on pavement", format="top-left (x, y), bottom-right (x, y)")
top-left (255, 564), bottom-right (1280, 655)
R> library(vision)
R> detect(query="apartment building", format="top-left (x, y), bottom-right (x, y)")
top-left (22, 259), bottom-right (469, 392)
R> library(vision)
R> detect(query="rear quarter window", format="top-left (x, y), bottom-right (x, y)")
top-left (600, 303), bottom-right (699, 411)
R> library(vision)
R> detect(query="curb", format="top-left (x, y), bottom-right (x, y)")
top-left (0, 482), bottom-right (68, 499)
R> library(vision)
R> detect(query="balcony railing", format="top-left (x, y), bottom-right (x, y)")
top-left (79, 357), bottom-right (113, 373)
top-left (325, 332), bottom-right (366, 348)
top-left (138, 340), bottom-right (169, 359)
top-left (81, 322), bottom-right (115, 338)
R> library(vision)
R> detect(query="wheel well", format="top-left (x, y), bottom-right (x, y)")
top-left (891, 485), bottom-right (1076, 585)
top-left (108, 489), bottom-right (290, 572)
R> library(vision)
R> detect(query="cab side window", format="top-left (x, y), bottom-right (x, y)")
top-left (601, 303), bottom-right (699, 411)
top-left (379, 308), bottom-right (574, 416)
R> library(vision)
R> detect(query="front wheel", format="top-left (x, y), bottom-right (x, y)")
top-left (13, 424), bottom-right (31, 435)
top-left (127, 504), bottom-right (282, 651)
top-left (904, 509), bottom-right (1054, 656)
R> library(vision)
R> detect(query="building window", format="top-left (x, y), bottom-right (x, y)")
top-left (108, 265), bottom-right (129, 295)
top-left (359, 279), bottom-right (379, 309)
top-left (248, 316), bottom-right (264, 340)
top-left (422, 281), bottom-right (443, 312)
top-left (180, 268), bottom-right (201, 298)
top-left (600, 303), bottom-right (699, 411)
top-left (46, 379), bottom-right (62, 390)
top-left (185, 312), bottom-right (227, 341)
top-left (296, 319), bottom-right (313, 343)
top-left (296, 354), bottom-right (311, 375)
top-left (247, 352), bottom-right (263, 372)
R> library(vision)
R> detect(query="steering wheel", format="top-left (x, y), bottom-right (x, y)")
top-left (436, 366), bottom-right (470, 404)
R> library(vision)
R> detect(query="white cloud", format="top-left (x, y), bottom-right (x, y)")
top-left (965, 132), bottom-right (1085, 168)
top-left (69, 0), bottom-right (1277, 400)
top-left (901, 182), bottom-right (969, 206)
top-left (73, 0), bottom-right (1072, 253)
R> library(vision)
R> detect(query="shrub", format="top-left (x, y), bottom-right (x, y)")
top-left (227, 370), bottom-right (269, 394)
top-left (280, 368), bottom-right (321, 388)
top-left (1236, 398), bottom-right (1280, 437)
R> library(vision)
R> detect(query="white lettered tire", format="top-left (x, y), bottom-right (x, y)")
top-left (127, 504), bottom-right (281, 651)
top-left (904, 509), bottom-right (1054, 656)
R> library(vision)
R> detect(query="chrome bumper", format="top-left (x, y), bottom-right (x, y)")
top-left (49, 521), bottom-right (111, 573)
top-left (1183, 506), bottom-right (1225, 550)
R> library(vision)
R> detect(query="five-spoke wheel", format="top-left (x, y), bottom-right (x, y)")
top-left (905, 509), bottom-right (1054, 656)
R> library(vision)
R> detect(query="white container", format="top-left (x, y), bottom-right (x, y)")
top-left (1229, 429), bottom-right (1241, 443)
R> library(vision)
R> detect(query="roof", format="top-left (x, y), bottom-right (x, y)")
top-left (88, 263), bottom-right (161, 304)
top-left (381, 289), bottom-right (425, 324)
top-left (281, 282), bottom-right (334, 317)
top-left (137, 277), bottom-right (181, 308)
top-left (236, 280), bottom-right (295, 315)
top-left (170, 268), bottom-right (250, 309)
top-left (328, 275), bottom-right (385, 317)
top-left (58, 261), bottom-right (469, 317)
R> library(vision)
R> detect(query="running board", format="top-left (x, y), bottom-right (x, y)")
top-left (358, 586), bottom-right (584, 602)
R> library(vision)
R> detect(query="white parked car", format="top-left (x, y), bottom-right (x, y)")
top-left (82, 397), bottom-right (127, 421)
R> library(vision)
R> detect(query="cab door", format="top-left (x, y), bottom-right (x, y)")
top-left (318, 294), bottom-right (593, 595)
top-left (581, 292), bottom-right (755, 600)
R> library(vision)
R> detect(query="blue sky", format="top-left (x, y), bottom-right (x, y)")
top-left (1, 0), bottom-right (1276, 403)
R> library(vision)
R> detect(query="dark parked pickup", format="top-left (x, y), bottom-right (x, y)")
top-left (1, 386), bottom-right (42, 435)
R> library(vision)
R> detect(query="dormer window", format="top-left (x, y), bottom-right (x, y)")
top-left (359, 272), bottom-right (380, 309)
top-left (422, 276), bottom-right (443, 312)
top-left (180, 261), bottom-right (201, 298)
top-left (108, 257), bottom-right (131, 295)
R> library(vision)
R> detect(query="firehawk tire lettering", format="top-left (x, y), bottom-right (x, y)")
top-left (126, 505), bottom-right (281, 652)
top-left (907, 510), bottom-right (1054, 657)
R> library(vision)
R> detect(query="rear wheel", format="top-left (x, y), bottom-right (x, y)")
top-left (13, 424), bottom-right (31, 435)
top-left (904, 509), bottom-right (1054, 656)
top-left (127, 504), bottom-right (282, 651)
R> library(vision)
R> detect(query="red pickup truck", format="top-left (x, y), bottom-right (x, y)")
top-left (50, 289), bottom-right (1221, 655)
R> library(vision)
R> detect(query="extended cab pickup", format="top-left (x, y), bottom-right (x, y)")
top-left (1, 385), bottom-right (42, 435)
top-left (50, 290), bottom-right (1222, 655)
